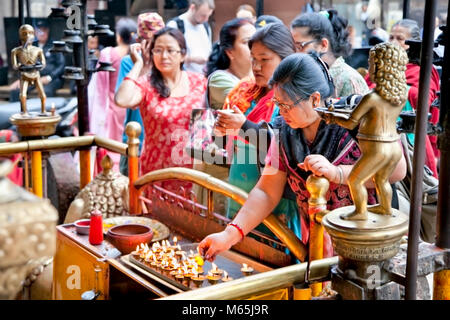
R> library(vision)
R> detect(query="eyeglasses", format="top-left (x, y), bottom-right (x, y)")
top-left (151, 48), bottom-right (181, 56)
top-left (272, 96), bottom-right (306, 112)
top-left (294, 39), bottom-right (317, 51)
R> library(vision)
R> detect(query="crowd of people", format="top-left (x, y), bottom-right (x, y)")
top-left (82, 0), bottom-right (442, 261)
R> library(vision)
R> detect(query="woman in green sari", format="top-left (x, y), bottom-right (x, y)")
top-left (214, 22), bottom-right (301, 243)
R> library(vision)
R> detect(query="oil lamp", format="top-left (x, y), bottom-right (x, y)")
top-left (206, 271), bottom-right (221, 285)
top-left (221, 271), bottom-right (233, 282)
top-left (210, 263), bottom-right (223, 276)
top-left (240, 263), bottom-right (254, 276)
top-left (191, 268), bottom-right (206, 288)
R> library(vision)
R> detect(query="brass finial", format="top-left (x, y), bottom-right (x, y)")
top-left (125, 121), bottom-right (142, 140)
top-left (101, 154), bottom-right (113, 175)
top-left (125, 121), bottom-right (142, 158)
top-left (306, 175), bottom-right (329, 207)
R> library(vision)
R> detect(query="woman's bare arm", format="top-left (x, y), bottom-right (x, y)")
top-left (115, 44), bottom-right (145, 108)
top-left (198, 165), bottom-right (287, 261)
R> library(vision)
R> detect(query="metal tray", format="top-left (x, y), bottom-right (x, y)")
top-left (125, 243), bottom-right (271, 291)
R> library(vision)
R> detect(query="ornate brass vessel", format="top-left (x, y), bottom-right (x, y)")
top-left (0, 160), bottom-right (58, 299)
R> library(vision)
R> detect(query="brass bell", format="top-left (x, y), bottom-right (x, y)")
top-left (62, 66), bottom-right (84, 80)
top-left (61, 0), bottom-right (82, 7)
top-left (48, 7), bottom-right (69, 18)
top-left (49, 41), bottom-right (73, 54)
top-left (96, 62), bottom-right (116, 73)
top-left (93, 25), bottom-right (114, 37)
top-left (87, 14), bottom-right (98, 29)
top-left (61, 30), bottom-right (83, 44)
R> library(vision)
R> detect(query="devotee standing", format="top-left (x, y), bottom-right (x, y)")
top-left (115, 27), bottom-right (207, 194)
top-left (114, 13), bottom-right (165, 176)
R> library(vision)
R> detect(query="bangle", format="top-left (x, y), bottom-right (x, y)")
top-left (336, 165), bottom-right (343, 185)
top-left (124, 76), bottom-right (144, 90)
top-left (228, 223), bottom-right (245, 241)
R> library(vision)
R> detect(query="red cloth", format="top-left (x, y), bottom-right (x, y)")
top-left (0, 130), bottom-right (23, 186)
top-left (246, 89), bottom-right (275, 123)
top-left (364, 63), bottom-right (440, 177)
top-left (405, 64), bottom-right (441, 162)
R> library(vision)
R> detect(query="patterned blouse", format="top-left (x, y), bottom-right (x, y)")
top-left (137, 71), bottom-right (207, 194)
top-left (266, 118), bottom-right (377, 257)
top-left (329, 56), bottom-right (370, 97)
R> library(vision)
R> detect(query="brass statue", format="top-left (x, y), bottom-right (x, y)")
top-left (319, 42), bottom-right (408, 220)
top-left (11, 24), bottom-right (47, 115)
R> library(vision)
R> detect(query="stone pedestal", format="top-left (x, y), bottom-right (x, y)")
top-left (322, 206), bottom-right (409, 300)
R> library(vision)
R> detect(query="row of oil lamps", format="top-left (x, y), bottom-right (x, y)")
top-left (131, 237), bottom-right (254, 288)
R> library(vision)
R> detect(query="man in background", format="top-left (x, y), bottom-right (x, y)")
top-left (167, 0), bottom-right (214, 74)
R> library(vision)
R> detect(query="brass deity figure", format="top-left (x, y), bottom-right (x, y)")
top-left (320, 42), bottom-right (408, 220)
top-left (11, 24), bottom-right (47, 115)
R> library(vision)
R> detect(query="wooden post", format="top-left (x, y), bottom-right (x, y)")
top-left (126, 122), bottom-right (142, 215)
top-left (31, 150), bottom-right (43, 197)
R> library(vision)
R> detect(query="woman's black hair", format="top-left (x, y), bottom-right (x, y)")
top-left (291, 9), bottom-right (351, 58)
top-left (149, 27), bottom-right (187, 98)
top-left (115, 18), bottom-right (137, 45)
top-left (269, 52), bottom-right (335, 101)
top-left (206, 18), bottom-right (253, 77)
top-left (254, 15), bottom-right (283, 29)
top-left (249, 22), bottom-right (296, 60)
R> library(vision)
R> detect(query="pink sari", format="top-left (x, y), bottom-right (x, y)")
top-left (88, 47), bottom-right (126, 170)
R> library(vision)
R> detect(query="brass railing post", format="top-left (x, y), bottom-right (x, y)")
top-left (79, 148), bottom-right (91, 189)
top-left (306, 175), bottom-right (330, 297)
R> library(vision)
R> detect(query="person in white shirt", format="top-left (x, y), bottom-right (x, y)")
top-left (167, 0), bottom-right (214, 74)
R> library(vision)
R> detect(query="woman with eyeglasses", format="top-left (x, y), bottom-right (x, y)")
top-left (213, 23), bottom-right (301, 244)
top-left (115, 27), bottom-right (207, 194)
top-left (199, 53), bottom-right (406, 261)
top-left (290, 9), bottom-right (369, 97)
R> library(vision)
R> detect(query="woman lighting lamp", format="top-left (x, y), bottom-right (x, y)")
top-left (199, 53), bottom-right (407, 261)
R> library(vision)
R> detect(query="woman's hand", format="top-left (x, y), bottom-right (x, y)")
top-left (298, 154), bottom-right (339, 183)
top-left (214, 105), bottom-right (246, 136)
top-left (140, 39), bottom-right (152, 67)
top-left (198, 228), bottom-right (240, 262)
top-left (130, 43), bottom-right (144, 66)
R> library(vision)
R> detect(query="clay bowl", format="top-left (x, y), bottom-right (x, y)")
top-left (74, 219), bottom-right (90, 235)
top-left (107, 224), bottom-right (153, 254)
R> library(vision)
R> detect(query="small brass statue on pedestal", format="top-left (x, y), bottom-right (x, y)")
top-left (9, 24), bottom-right (61, 137)
top-left (319, 42), bottom-right (408, 220)
top-left (317, 43), bottom-right (410, 300)
top-left (11, 24), bottom-right (47, 115)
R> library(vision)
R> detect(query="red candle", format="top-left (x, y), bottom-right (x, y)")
top-left (89, 209), bottom-right (103, 245)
